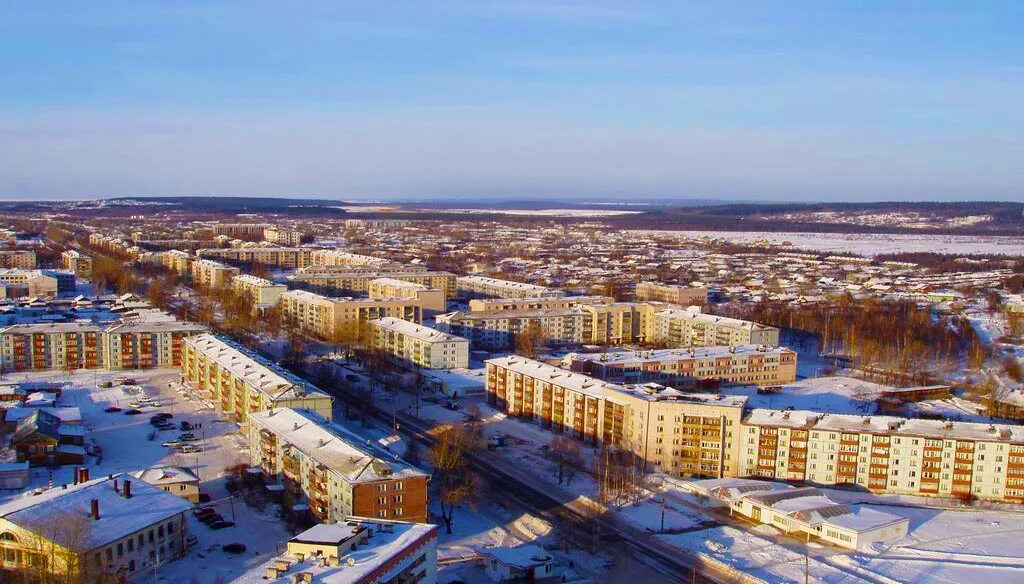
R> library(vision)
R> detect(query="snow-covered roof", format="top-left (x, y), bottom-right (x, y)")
top-left (238, 518), bottom-right (437, 584)
top-left (745, 408), bottom-right (1024, 443)
top-left (372, 317), bottom-right (467, 344)
top-left (184, 333), bottom-right (329, 401)
top-left (0, 474), bottom-right (191, 549)
top-left (132, 465), bottom-right (200, 486)
top-left (487, 356), bottom-right (748, 407)
top-left (564, 344), bottom-right (793, 366)
top-left (249, 408), bottom-right (427, 484)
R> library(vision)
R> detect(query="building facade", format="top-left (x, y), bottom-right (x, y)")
top-left (279, 290), bottom-right (423, 342)
top-left (369, 317), bottom-right (470, 369)
top-left (180, 333), bottom-right (333, 425)
top-left (248, 408), bottom-right (429, 523)
top-left (190, 259), bottom-right (240, 288)
top-left (0, 251), bottom-right (36, 270)
top-left (651, 307), bottom-right (780, 348)
top-left (61, 250), bottom-right (93, 278)
top-left (231, 274), bottom-right (288, 309)
top-left (635, 282), bottom-right (708, 305)
top-left (563, 345), bottom-right (797, 388)
top-left (368, 277), bottom-right (447, 312)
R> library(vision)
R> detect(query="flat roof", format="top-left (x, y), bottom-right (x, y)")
top-left (564, 345), bottom-right (793, 365)
top-left (372, 317), bottom-right (467, 343)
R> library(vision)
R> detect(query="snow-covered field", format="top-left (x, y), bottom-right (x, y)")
top-left (633, 230), bottom-right (1024, 257)
top-left (722, 376), bottom-right (884, 415)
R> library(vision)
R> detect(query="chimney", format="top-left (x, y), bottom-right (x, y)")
top-left (90, 499), bottom-right (100, 520)
top-left (80, 468), bottom-right (89, 482)
top-left (73, 471), bottom-right (79, 486)
top-left (123, 480), bottom-right (132, 499)
top-left (113, 479), bottom-right (119, 493)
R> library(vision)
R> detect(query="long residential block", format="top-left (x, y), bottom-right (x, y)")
top-left (180, 333), bottom-right (333, 424)
top-left (486, 356), bottom-right (1024, 503)
top-left (456, 275), bottom-right (563, 299)
top-left (563, 345), bottom-right (797, 388)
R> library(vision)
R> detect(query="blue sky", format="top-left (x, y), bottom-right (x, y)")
top-left (1, 1), bottom-right (1021, 202)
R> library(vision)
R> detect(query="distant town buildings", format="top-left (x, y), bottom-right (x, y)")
top-left (635, 282), bottom-right (707, 305)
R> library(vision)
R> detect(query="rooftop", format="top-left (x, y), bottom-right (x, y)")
top-left (564, 345), bottom-right (793, 365)
top-left (372, 317), bottom-right (467, 343)
top-left (249, 408), bottom-right (427, 484)
top-left (0, 474), bottom-right (192, 550)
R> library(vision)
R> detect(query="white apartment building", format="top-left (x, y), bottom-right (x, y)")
top-left (369, 317), bottom-right (469, 369)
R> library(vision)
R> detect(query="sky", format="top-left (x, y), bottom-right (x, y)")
top-left (0, 1), bottom-right (1022, 203)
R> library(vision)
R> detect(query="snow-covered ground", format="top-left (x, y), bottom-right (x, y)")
top-left (0, 368), bottom-right (291, 584)
top-left (633, 230), bottom-right (1024, 257)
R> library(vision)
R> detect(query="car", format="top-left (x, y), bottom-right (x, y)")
top-left (222, 543), bottom-right (246, 554)
top-left (180, 421), bottom-right (193, 431)
top-left (179, 445), bottom-right (201, 454)
top-left (156, 423), bottom-right (176, 431)
top-left (200, 513), bottom-right (224, 524)
top-left (123, 409), bottom-right (142, 415)
top-left (209, 521), bottom-right (234, 530)
top-left (193, 507), bottom-right (216, 518)
top-left (119, 378), bottom-right (137, 385)
top-left (150, 413), bottom-right (172, 421)
top-left (98, 381), bottom-right (114, 388)
top-left (179, 436), bottom-right (200, 443)
top-left (104, 406), bottom-right (122, 413)
top-left (162, 441), bottom-right (182, 448)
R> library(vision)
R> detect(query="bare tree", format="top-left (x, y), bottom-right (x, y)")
top-left (427, 424), bottom-right (480, 534)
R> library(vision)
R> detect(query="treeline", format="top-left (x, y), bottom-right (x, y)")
top-left (874, 252), bottom-right (1018, 273)
top-left (723, 297), bottom-right (986, 384)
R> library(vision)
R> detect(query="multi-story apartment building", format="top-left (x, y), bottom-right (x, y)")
top-left (467, 295), bottom-right (614, 312)
top-left (279, 290), bottom-right (423, 342)
top-left (635, 282), bottom-right (708, 305)
top-left (0, 250), bottom-right (36, 270)
top-left (369, 317), bottom-right (469, 370)
top-left (456, 275), bottom-right (563, 299)
top-left (368, 277), bottom-right (446, 312)
top-left (180, 333), bottom-right (333, 425)
top-left (0, 323), bottom-right (104, 371)
top-left (198, 247), bottom-right (314, 269)
top-left (739, 409), bottom-right (1024, 503)
top-left (61, 250), bottom-right (93, 278)
top-left (308, 249), bottom-right (396, 269)
top-left (103, 321), bottom-right (207, 370)
top-left (488, 356), bottom-right (1024, 503)
top-left (190, 259), bottom-right (240, 288)
top-left (248, 408), bottom-right (429, 523)
top-left (231, 274), bottom-right (288, 309)
top-left (651, 306), bottom-right (780, 348)
top-left (262, 226), bottom-right (304, 246)
top-left (212, 223), bottom-right (270, 240)
top-left (289, 271), bottom-right (456, 299)
top-left (563, 345), bottom-right (797, 388)
top-left (437, 307), bottom-right (591, 350)
top-left (344, 219), bottom-right (410, 229)
top-left (161, 249), bottom-right (194, 275)
top-left (0, 473), bottom-right (191, 580)
top-left (486, 356), bottom-right (749, 478)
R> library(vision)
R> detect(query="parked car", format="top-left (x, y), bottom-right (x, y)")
top-left (123, 409), bottom-right (142, 416)
top-left (222, 543), bottom-right (246, 554)
top-left (104, 406), bottom-right (122, 413)
top-left (162, 441), bottom-right (182, 448)
top-left (180, 421), bottom-right (194, 431)
top-left (193, 507), bottom-right (216, 518)
top-left (209, 521), bottom-right (234, 530)
top-left (98, 381), bottom-right (114, 388)
top-left (200, 513), bottom-right (224, 524)
top-left (179, 445), bottom-right (201, 454)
